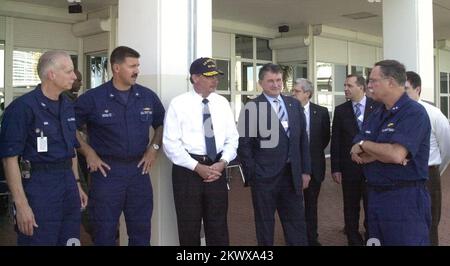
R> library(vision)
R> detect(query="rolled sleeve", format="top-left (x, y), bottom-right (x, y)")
top-left (0, 101), bottom-right (32, 158)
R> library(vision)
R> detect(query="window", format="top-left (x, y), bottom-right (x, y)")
top-left (230, 35), bottom-right (273, 121)
top-left (86, 53), bottom-right (108, 90)
top-left (13, 50), bottom-right (42, 89)
top-left (215, 59), bottom-right (230, 92)
top-left (440, 72), bottom-right (449, 119)
top-left (316, 62), bottom-right (348, 116)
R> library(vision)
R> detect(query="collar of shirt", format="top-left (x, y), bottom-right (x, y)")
top-left (352, 95), bottom-right (367, 110)
top-left (263, 93), bottom-right (287, 115)
top-left (35, 84), bottom-right (63, 116)
top-left (106, 79), bottom-right (141, 102)
top-left (304, 101), bottom-right (310, 115)
top-left (386, 93), bottom-right (411, 115)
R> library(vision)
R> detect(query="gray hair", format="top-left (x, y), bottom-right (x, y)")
top-left (37, 50), bottom-right (71, 80)
top-left (294, 78), bottom-right (314, 99)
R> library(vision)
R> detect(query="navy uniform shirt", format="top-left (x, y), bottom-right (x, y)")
top-left (74, 80), bottom-right (165, 160)
top-left (354, 93), bottom-right (431, 186)
top-left (0, 85), bottom-right (78, 162)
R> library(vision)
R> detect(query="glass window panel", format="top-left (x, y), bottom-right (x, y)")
top-left (241, 62), bottom-right (255, 92)
top-left (334, 95), bottom-right (347, 106)
top-left (256, 38), bottom-right (272, 61)
top-left (87, 54), bottom-right (108, 90)
top-left (235, 35), bottom-right (253, 59)
top-left (441, 97), bottom-right (448, 119)
top-left (216, 59), bottom-right (230, 91)
top-left (441, 72), bottom-right (448, 94)
top-left (294, 65), bottom-right (307, 80)
top-left (317, 93), bottom-right (333, 112)
top-left (334, 64), bottom-right (347, 93)
top-left (317, 62), bottom-right (332, 92)
top-left (351, 66), bottom-right (364, 76)
top-left (13, 50), bottom-right (43, 88)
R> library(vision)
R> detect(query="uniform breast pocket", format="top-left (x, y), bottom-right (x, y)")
top-left (139, 108), bottom-right (153, 125)
top-left (37, 121), bottom-right (59, 136)
top-left (97, 112), bottom-right (118, 126)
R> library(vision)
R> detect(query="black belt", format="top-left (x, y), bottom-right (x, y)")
top-left (30, 160), bottom-right (72, 171)
top-left (429, 165), bottom-right (439, 170)
top-left (368, 180), bottom-right (425, 192)
top-left (101, 155), bottom-right (142, 163)
top-left (189, 152), bottom-right (222, 166)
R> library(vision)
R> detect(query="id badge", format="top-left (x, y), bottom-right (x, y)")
top-left (281, 120), bottom-right (289, 130)
top-left (37, 132), bottom-right (48, 152)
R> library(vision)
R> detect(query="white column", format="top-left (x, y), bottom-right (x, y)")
top-left (382, 0), bottom-right (434, 102)
top-left (117, 0), bottom-right (212, 246)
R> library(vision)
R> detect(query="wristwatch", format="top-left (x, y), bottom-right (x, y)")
top-left (152, 144), bottom-right (160, 150)
top-left (358, 140), bottom-right (365, 150)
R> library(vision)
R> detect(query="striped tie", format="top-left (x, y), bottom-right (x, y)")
top-left (354, 103), bottom-right (363, 130)
top-left (274, 99), bottom-right (289, 136)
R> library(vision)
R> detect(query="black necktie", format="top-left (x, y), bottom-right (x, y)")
top-left (202, 98), bottom-right (217, 161)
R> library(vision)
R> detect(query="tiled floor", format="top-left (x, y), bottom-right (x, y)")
top-left (1, 159), bottom-right (449, 246)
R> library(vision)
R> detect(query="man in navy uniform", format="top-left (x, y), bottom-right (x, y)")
top-left (351, 60), bottom-right (431, 245)
top-left (238, 63), bottom-right (311, 246)
top-left (0, 50), bottom-right (88, 245)
top-left (75, 46), bottom-right (165, 246)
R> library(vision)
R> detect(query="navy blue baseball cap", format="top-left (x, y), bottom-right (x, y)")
top-left (189, 57), bottom-right (224, 76)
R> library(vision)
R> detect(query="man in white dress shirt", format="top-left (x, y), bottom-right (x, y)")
top-left (405, 71), bottom-right (450, 246)
top-left (163, 57), bottom-right (239, 246)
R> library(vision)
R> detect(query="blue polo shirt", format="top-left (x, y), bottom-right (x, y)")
top-left (354, 93), bottom-right (430, 186)
top-left (74, 80), bottom-right (165, 160)
top-left (0, 85), bottom-right (78, 162)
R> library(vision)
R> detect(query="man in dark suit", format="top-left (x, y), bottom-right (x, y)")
top-left (238, 63), bottom-right (311, 246)
top-left (292, 78), bottom-right (330, 246)
top-left (330, 74), bottom-right (378, 246)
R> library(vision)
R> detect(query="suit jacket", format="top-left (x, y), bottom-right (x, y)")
top-left (238, 94), bottom-right (311, 194)
top-left (308, 102), bottom-right (331, 182)
top-left (330, 97), bottom-right (378, 181)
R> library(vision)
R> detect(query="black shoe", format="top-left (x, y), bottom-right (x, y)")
top-left (308, 240), bottom-right (322, 246)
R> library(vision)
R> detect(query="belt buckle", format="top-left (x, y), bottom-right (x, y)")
top-left (202, 156), bottom-right (206, 162)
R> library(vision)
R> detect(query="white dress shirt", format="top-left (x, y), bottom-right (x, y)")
top-left (418, 100), bottom-right (450, 171)
top-left (163, 90), bottom-right (239, 171)
top-left (303, 101), bottom-right (310, 140)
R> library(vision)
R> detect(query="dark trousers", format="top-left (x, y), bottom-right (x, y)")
top-left (368, 185), bottom-right (430, 246)
top-left (18, 168), bottom-right (80, 246)
top-left (251, 165), bottom-right (307, 246)
top-left (426, 165), bottom-right (441, 246)
top-left (342, 178), bottom-right (368, 246)
top-left (89, 161), bottom-right (153, 246)
top-left (172, 164), bottom-right (229, 246)
top-left (303, 177), bottom-right (322, 245)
